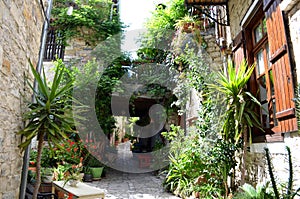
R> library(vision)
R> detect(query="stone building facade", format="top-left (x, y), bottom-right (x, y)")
top-left (0, 0), bottom-right (44, 198)
top-left (227, 0), bottom-right (300, 191)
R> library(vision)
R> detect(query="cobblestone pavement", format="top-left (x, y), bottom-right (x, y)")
top-left (86, 168), bottom-right (181, 199)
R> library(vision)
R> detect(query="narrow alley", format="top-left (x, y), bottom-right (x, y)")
top-left (87, 168), bottom-right (180, 199)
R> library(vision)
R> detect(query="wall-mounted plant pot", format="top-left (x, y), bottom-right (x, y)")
top-left (90, 167), bottom-right (104, 180)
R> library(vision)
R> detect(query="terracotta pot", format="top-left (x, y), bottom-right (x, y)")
top-left (193, 191), bottom-right (200, 198)
top-left (57, 191), bottom-right (65, 199)
top-left (28, 167), bottom-right (36, 172)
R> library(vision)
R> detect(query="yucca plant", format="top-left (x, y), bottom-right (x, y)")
top-left (212, 60), bottom-right (262, 143)
top-left (17, 60), bottom-right (75, 199)
top-left (210, 60), bottom-right (262, 187)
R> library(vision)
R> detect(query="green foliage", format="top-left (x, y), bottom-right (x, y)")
top-left (210, 60), bottom-right (261, 143)
top-left (41, 147), bottom-right (57, 168)
top-left (18, 60), bottom-right (74, 150)
top-left (140, 0), bottom-right (187, 49)
top-left (162, 126), bottom-right (225, 198)
top-left (95, 62), bottom-right (126, 135)
top-left (51, 0), bottom-right (124, 46)
top-left (265, 146), bottom-right (300, 199)
top-left (17, 60), bottom-right (76, 198)
top-left (65, 59), bottom-right (127, 135)
top-left (53, 165), bottom-right (69, 181)
top-left (53, 138), bottom-right (85, 166)
top-left (174, 14), bottom-right (202, 30)
top-left (41, 167), bottom-right (53, 176)
top-left (233, 183), bottom-right (274, 199)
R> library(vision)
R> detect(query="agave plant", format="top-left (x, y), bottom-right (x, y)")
top-left (17, 60), bottom-right (75, 199)
top-left (210, 59), bottom-right (263, 186)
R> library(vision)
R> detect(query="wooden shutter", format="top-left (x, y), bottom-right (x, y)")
top-left (264, 0), bottom-right (297, 138)
top-left (232, 31), bottom-right (245, 68)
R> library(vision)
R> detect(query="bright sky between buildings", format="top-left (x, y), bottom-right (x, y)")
top-left (119, 0), bottom-right (167, 53)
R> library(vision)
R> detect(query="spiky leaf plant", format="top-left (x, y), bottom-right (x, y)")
top-left (17, 60), bottom-right (75, 199)
top-left (210, 60), bottom-right (262, 186)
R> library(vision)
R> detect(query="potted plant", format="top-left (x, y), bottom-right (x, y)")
top-left (41, 167), bottom-right (53, 183)
top-left (17, 60), bottom-right (76, 199)
top-left (175, 15), bottom-right (202, 33)
top-left (29, 150), bottom-right (37, 172)
top-left (114, 131), bottom-right (120, 146)
top-left (83, 166), bottom-right (93, 182)
top-left (63, 170), bottom-right (83, 187)
top-left (86, 155), bottom-right (104, 180)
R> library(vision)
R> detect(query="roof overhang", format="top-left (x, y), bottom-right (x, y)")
top-left (185, 0), bottom-right (229, 26)
top-left (185, 0), bottom-right (227, 6)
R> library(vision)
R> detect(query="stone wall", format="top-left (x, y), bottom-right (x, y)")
top-left (63, 29), bottom-right (95, 64)
top-left (246, 132), bottom-right (300, 193)
top-left (227, 0), bottom-right (252, 39)
top-left (186, 28), bottom-right (223, 125)
top-left (0, 0), bottom-right (44, 198)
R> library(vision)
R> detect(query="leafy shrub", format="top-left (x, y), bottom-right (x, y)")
top-left (162, 126), bottom-right (225, 198)
top-left (233, 183), bottom-right (274, 199)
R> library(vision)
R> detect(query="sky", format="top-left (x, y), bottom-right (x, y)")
top-left (119, 0), bottom-right (163, 30)
top-left (119, 0), bottom-right (167, 53)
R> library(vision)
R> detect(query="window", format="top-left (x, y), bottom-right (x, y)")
top-left (43, 28), bottom-right (65, 61)
top-left (254, 43), bottom-right (277, 129)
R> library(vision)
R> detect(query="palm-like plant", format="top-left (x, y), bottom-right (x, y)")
top-left (18, 61), bottom-right (75, 199)
top-left (211, 60), bottom-right (262, 186)
top-left (212, 60), bottom-right (261, 143)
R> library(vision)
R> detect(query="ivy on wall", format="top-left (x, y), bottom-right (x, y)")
top-left (51, 0), bottom-right (124, 46)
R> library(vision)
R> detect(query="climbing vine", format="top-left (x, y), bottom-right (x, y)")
top-left (51, 0), bottom-right (124, 46)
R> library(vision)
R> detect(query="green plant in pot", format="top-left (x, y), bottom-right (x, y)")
top-left (41, 167), bottom-right (54, 183)
top-left (174, 14), bottom-right (202, 33)
top-left (86, 155), bottom-right (104, 180)
top-left (83, 166), bottom-right (93, 182)
top-left (90, 167), bottom-right (103, 181)
top-left (17, 60), bottom-right (75, 199)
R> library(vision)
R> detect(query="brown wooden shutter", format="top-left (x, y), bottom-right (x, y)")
top-left (232, 31), bottom-right (245, 68)
top-left (264, 0), bottom-right (298, 137)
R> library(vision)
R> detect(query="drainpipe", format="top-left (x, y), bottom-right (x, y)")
top-left (19, 0), bottom-right (53, 198)
top-left (110, 3), bottom-right (119, 21)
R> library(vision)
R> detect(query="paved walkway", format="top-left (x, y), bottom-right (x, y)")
top-left (86, 168), bottom-right (180, 199)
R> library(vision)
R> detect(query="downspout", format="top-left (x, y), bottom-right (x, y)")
top-left (19, 0), bottom-right (53, 198)
top-left (110, 3), bottom-right (119, 21)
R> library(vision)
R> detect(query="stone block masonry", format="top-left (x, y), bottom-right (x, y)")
top-left (0, 0), bottom-right (44, 198)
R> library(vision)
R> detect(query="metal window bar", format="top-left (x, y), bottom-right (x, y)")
top-left (43, 28), bottom-right (65, 61)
